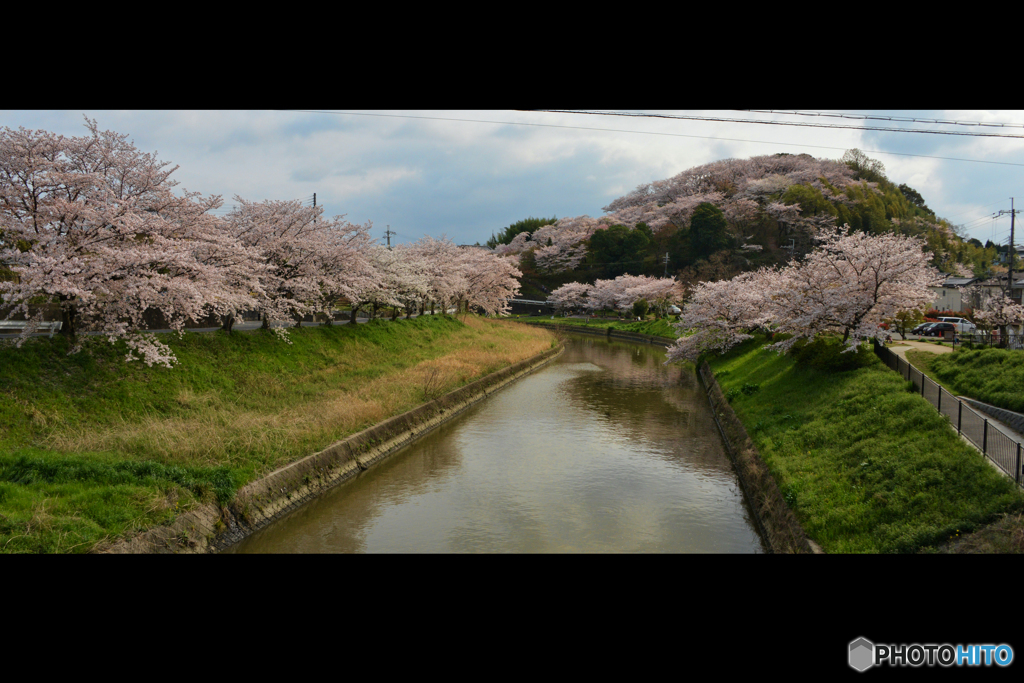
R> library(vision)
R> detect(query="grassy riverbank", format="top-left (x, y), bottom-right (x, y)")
top-left (706, 335), bottom-right (1024, 553)
top-left (0, 316), bottom-right (556, 553)
top-left (907, 347), bottom-right (1024, 413)
top-left (521, 316), bottom-right (681, 339)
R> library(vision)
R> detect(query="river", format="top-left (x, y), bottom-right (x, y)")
top-left (225, 333), bottom-right (766, 553)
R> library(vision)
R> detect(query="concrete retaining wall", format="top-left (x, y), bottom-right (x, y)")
top-left (960, 398), bottom-right (1024, 436)
top-left (698, 362), bottom-right (821, 554)
top-left (101, 343), bottom-right (565, 554)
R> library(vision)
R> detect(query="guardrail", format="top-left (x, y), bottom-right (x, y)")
top-left (0, 320), bottom-right (62, 337)
top-left (873, 342), bottom-right (1023, 484)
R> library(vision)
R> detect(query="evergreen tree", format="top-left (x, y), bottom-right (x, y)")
top-left (690, 203), bottom-right (730, 260)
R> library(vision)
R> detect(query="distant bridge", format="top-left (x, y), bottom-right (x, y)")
top-left (508, 298), bottom-right (555, 315)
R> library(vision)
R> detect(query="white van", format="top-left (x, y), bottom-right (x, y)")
top-left (939, 317), bottom-right (977, 333)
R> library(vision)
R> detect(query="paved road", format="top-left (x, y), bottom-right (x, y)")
top-left (887, 339), bottom-right (955, 359)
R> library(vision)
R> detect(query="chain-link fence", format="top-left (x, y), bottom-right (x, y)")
top-left (874, 343), bottom-right (1023, 484)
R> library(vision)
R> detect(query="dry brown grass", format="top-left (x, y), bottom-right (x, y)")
top-left (935, 513), bottom-right (1024, 553)
top-left (42, 317), bottom-right (554, 478)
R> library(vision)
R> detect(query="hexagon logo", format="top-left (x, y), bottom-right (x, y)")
top-left (849, 637), bottom-right (874, 672)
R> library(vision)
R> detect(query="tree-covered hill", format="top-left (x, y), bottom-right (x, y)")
top-left (494, 150), bottom-right (997, 292)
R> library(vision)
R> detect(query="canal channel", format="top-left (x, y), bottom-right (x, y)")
top-left (225, 333), bottom-right (766, 553)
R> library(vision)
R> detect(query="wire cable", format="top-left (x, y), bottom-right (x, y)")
top-left (284, 110), bottom-right (1024, 168)
top-left (735, 110), bottom-right (1024, 130)
top-left (527, 109), bottom-right (1024, 139)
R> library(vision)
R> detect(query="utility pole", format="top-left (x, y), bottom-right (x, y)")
top-left (312, 193), bottom-right (316, 223)
top-left (663, 252), bottom-right (670, 278)
top-left (997, 199), bottom-right (1020, 301)
top-left (384, 225), bottom-right (395, 249)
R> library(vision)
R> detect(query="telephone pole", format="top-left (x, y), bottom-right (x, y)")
top-left (663, 252), bottom-right (670, 278)
top-left (997, 199), bottom-right (1020, 300)
top-left (384, 225), bottom-right (396, 249)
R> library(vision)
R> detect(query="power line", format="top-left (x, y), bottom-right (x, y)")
top-left (736, 110), bottom-right (1024, 130)
top-left (527, 109), bottom-right (1024, 140)
top-left (286, 110), bottom-right (1024, 168)
top-left (941, 199), bottom-right (1012, 222)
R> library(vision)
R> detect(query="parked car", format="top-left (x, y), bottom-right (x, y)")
top-left (667, 305), bottom-right (681, 315)
top-left (922, 322), bottom-right (957, 337)
top-left (938, 317), bottom-right (977, 333)
top-left (911, 322), bottom-right (937, 335)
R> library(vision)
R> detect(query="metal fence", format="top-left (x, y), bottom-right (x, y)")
top-left (873, 342), bottom-right (1024, 484)
top-left (960, 333), bottom-right (1024, 350)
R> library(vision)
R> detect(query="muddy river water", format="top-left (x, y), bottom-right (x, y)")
top-left (226, 333), bottom-right (765, 553)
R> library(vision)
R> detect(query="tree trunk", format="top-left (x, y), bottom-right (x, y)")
top-left (262, 312), bottom-right (270, 330)
top-left (59, 299), bottom-right (78, 340)
top-left (349, 305), bottom-right (359, 324)
top-left (221, 313), bottom-right (235, 334)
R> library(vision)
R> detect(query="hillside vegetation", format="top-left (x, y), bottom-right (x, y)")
top-left (914, 347), bottom-right (1024, 413)
top-left (498, 150), bottom-right (998, 294)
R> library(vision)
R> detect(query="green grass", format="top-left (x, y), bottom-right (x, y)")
top-left (911, 347), bottom-right (1024, 413)
top-left (524, 315), bottom-right (681, 339)
top-left (0, 315), bottom-right (555, 552)
top-left (707, 335), bottom-right (1024, 553)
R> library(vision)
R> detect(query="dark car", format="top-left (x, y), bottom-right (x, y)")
top-left (922, 322), bottom-right (956, 337)
top-left (911, 322), bottom-right (937, 335)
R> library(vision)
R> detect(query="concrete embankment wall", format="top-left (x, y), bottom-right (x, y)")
top-left (698, 362), bottom-right (821, 554)
top-left (101, 343), bottom-right (565, 554)
top-left (961, 398), bottom-right (1024, 437)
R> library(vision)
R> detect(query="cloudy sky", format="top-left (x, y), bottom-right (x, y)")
top-left (3, 109), bottom-right (1023, 249)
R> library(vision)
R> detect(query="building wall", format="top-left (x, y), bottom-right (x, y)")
top-left (930, 287), bottom-right (967, 312)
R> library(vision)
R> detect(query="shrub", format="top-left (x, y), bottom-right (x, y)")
top-left (632, 299), bottom-right (649, 319)
top-left (789, 337), bottom-right (876, 372)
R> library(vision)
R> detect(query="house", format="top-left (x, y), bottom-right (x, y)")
top-left (971, 273), bottom-right (1024, 307)
top-left (930, 276), bottom-right (979, 312)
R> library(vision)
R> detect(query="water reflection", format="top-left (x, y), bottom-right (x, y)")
top-left (226, 334), bottom-right (765, 553)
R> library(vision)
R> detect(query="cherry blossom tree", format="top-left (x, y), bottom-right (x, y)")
top-left (408, 236), bottom-right (466, 316)
top-left (962, 285), bottom-right (1024, 343)
top-left (765, 226), bottom-right (942, 351)
top-left (456, 245), bottom-right (522, 316)
top-left (974, 296), bottom-right (1024, 334)
top-left (665, 269), bottom-right (779, 363)
top-left (225, 196), bottom-right (376, 331)
top-left (0, 119), bottom-right (265, 367)
top-left (577, 274), bottom-right (681, 315)
top-left (548, 281), bottom-right (592, 313)
top-left (666, 225), bottom-right (941, 363)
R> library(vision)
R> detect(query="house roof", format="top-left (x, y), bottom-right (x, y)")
top-left (942, 277), bottom-right (978, 287)
top-left (979, 273), bottom-right (1024, 288)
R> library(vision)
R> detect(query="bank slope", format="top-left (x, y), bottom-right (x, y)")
top-left (0, 315), bottom-right (556, 553)
top-left (705, 336), bottom-right (1024, 553)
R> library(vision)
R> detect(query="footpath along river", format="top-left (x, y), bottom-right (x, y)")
top-left (225, 333), bottom-right (766, 553)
